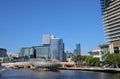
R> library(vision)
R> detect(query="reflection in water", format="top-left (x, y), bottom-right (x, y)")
top-left (0, 69), bottom-right (120, 79)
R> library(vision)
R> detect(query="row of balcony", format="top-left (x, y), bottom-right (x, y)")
top-left (104, 23), bottom-right (120, 30)
top-left (106, 34), bottom-right (120, 39)
top-left (104, 12), bottom-right (120, 21)
top-left (103, 16), bottom-right (120, 24)
top-left (103, 9), bottom-right (119, 18)
top-left (105, 1), bottom-right (120, 10)
top-left (105, 30), bottom-right (120, 36)
top-left (101, 0), bottom-right (118, 7)
top-left (104, 4), bottom-right (120, 15)
top-left (105, 25), bottom-right (120, 32)
top-left (106, 37), bottom-right (120, 42)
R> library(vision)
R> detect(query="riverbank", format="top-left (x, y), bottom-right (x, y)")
top-left (1, 69), bottom-right (120, 79)
top-left (58, 67), bottom-right (120, 73)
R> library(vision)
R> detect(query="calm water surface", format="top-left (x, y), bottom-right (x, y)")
top-left (0, 69), bottom-right (120, 79)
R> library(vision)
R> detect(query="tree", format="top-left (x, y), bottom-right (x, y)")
top-left (85, 56), bottom-right (100, 67)
top-left (105, 53), bottom-right (120, 68)
top-left (72, 55), bottom-right (86, 66)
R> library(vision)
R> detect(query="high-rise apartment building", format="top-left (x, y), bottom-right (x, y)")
top-left (100, 0), bottom-right (120, 42)
top-left (100, 0), bottom-right (120, 53)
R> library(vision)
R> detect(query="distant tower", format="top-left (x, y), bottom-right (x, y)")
top-left (73, 49), bottom-right (77, 56)
top-left (50, 38), bottom-right (64, 61)
top-left (42, 34), bottom-right (51, 45)
top-left (76, 43), bottom-right (81, 55)
top-left (42, 34), bottom-right (64, 61)
top-left (74, 43), bottom-right (81, 56)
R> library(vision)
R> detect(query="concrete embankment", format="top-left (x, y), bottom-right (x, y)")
top-left (58, 67), bottom-right (120, 73)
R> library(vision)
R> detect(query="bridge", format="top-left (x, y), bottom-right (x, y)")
top-left (2, 59), bottom-right (75, 69)
top-left (2, 61), bottom-right (31, 69)
top-left (2, 60), bottom-right (60, 69)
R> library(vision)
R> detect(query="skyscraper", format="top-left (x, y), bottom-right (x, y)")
top-left (19, 34), bottom-right (65, 61)
top-left (74, 43), bottom-right (81, 56)
top-left (100, 0), bottom-right (120, 53)
top-left (42, 34), bottom-right (65, 61)
top-left (100, 0), bottom-right (120, 43)
top-left (50, 37), bottom-right (64, 61)
top-left (42, 34), bottom-right (51, 45)
top-left (76, 43), bottom-right (81, 55)
top-left (0, 48), bottom-right (7, 57)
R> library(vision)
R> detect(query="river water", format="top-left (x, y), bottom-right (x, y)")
top-left (0, 69), bottom-right (120, 79)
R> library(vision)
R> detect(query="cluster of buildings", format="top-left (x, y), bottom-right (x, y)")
top-left (0, 48), bottom-right (19, 62)
top-left (19, 34), bottom-right (65, 61)
top-left (0, 34), bottom-right (81, 63)
top-left (19, 34), bottom-right (81, 62)
top-left (1, 0), bottom-right (119, 65)
top-left (89, 0), bottom-right (120, 61)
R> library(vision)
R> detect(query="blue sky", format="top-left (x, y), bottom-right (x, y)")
top-left (0, 0), bottom-right (105, 54)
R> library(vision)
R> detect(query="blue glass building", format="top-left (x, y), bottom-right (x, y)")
top-left (19, 47), bottom-right (34, 58)
top-left (0, 48), bottom-right (7, 57)
top-left (74, 43), bottom-right (81, 56)
top-left (33, 46), bottom-right (50, 60)
top-left (19, 34), bottom-right (65, 61)
top-left (19, 46), bottom-right (50, 60)
top-left (50, 38), bottom-right (64, 61)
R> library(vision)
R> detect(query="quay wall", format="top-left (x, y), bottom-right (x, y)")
top-left (59, 67), bottom-right (120, 73)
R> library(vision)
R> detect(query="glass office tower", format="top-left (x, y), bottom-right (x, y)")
top-left (19, 34), bottom-right (65, 61)
top-left (74, 43), bottom-right (81, 56)
top-left (50, 38), bottom-right (64, 61)
top-left (100, 0), bottom-right (120, 42)
top-left (76, 43), bottom-right (81, 55)
top-left (0, 48), bottom-right (7, 57)
top-left (33, 46), bottom-right (50, 60)
top-left (19, 47), bottom-right (34, 58)
top-left (19, 46), bottom-right (50, 59)
top-left (42, 34), bottom-right (55, 45)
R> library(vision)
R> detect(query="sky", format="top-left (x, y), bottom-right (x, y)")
top-left (0, 0), bottom-right (105, 55)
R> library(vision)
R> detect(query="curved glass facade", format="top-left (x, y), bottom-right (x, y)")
top-left (50, 38), bottom-right (64, 61)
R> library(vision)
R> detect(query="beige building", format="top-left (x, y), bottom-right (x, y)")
top-left (109, 41), bottom-right (120, 53)
top-left (89, 49), bottom-right (102, 61)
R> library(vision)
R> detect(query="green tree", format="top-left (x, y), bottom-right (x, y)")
top-left (85, 56), bottom-right (100, 67)
top-left (105, 53), bottom-right (120, 68)
top-left (72, 55), bottom-right (87, 66)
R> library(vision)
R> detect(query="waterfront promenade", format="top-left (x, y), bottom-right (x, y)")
top-left (59, 67), bottom-right (120, 73)
top-left (2, 61), bottom-right (120, 73)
